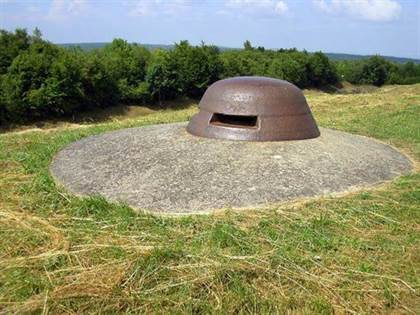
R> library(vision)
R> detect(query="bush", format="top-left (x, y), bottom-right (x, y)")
top-left (147, 41), bottom-right (223, 102)
top-left (100, 39), bottom-right (151, 103)
top-left (221, 51), bottom-right (255, 77)
top-left (1, 40), bottom-right (64, 120)
top-left (335, 56), bottom-right (420, 86)
top-left (360, 56), bottom-right (390, 86)
top-left (146, 49), bottom-right (181, 103)
top-left (222, 48), bottom-right (337, 88)
top-left (0, 35), bottom-right (121, 122)
top-left (0, 28), bottom-right (31, 74)
top-left (0, 29), bottom-right (418, 125)
top-left (308, 52), bottom-right (338, 87)
top-left (163, 41), bottom-right (223, 97)
top-left (268, 54), bottom-right (308, 87)
top-left (387, 62), bottom-right (420, 85)
top-left (80, 52), bottom-right (119, 109)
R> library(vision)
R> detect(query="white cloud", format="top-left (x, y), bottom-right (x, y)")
top-left (127, 0), bottom-right (288, 18)
top-left (313, 0), bottom-right (333, 12)
top-left (275, 1), bottom-right (288, 14)
top-left (224, 0), bottom-right (289, 17)
top-left (128, 0), bottom-right (192, 17)
top-left (313, 0), bottom-right (402, 22)
top-left (47, 0), bottom-right (90, 20)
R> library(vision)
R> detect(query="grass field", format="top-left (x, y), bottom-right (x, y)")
top-left (0, 85), bottom-right (419, 314)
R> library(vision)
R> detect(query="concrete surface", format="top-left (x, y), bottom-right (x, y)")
top-left (50, 123), bottom-right (412, 214)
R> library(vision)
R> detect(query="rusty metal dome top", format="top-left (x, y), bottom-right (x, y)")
top-left (187, 76), bottom-right (320, 141)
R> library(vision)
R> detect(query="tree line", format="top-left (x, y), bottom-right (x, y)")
top-left (1, 29), bottom-right (419, 124)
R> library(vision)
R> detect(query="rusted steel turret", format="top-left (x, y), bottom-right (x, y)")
top-left (187, 76), bottom-right (320, 141)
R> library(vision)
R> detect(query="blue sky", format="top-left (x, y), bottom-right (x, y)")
top-left (1, 0), bottom-right (419, 58)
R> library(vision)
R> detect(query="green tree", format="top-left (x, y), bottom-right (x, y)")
top-left (147, 41), bottom-right (223, 101)
top-left (268, 52), bottom-right (311, 88)
top-left (1, 40), bottom-right (60, 119)
top-left (243, 40), bottom-right (253, 51)
top-left (146, 50), bottom-right (180, 104)
top-left (308, 52), bottom-right (338, 86)
top-left (0, 28), bottom-right (31, 74)
top-left (100, 39), bottom-right (151, 103)
top-left (360, 56), bottom-right (390, 86)
top-left (80, 52), bottom-right (119, 109)
top-left (0, 31), bottom-right (120, 122)
top-left (338, 56), bottom-right (391, 86)
top-left (1, 41), bottom-right (88, 120)
top-left (387, 61), bottom-right (420, 85)
top-left (221, 51), bottom-right (253, 77)
top-left (171, 41), bottom-right (223, 96)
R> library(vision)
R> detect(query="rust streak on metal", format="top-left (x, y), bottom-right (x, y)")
top-left (187, 76), bottom-right (320, 141)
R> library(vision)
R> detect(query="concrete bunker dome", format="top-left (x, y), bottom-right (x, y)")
top-left (187, 76), bottom-right (320, 141)
top-left (50, 76), bottom-right (413, 214)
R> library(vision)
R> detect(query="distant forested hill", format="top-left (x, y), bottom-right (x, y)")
top-left (324, 52), bottom-right (420, 64)
top-left (58, 42), bottom-right (420, 64)
top-left (59, 42), bottom-right (174, 51)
